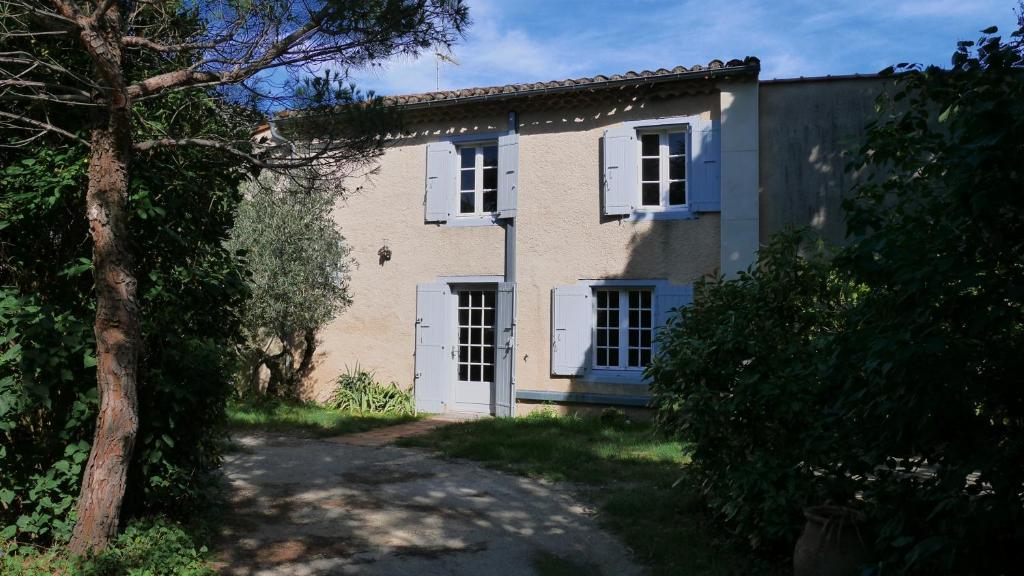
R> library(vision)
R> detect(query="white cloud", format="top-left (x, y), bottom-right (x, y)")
top-left (346, 0), bottom-right (1020, 95)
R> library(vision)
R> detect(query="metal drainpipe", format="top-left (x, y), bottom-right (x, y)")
top-left (505, 110), bottom-right (518, 416)
top-left (504, 110), bottom-right (518, 282)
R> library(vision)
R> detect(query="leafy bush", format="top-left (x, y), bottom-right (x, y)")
top-left (648, 230), bottom-right (859, 548)
top-left (2, 518), bottom-right (214, 576)
top-left (828, 21), bottom-right (1024, 574)
top-left (651, 20), bottom-right (1024, 574)
top-left (0, 92), bottom-right (248, 543)
top-left (325, 365), bottom-right (414, 415)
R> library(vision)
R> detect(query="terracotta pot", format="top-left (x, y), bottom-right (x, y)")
top-left (793, 505), bottom-right (869, 576)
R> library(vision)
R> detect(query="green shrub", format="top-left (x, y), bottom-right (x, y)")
top-left (648, 230), bottom-right (860, 548)
top-left (828, 22), bottom-right (1024, 574)
top-left (325, 365), bottom-right (414, 415)
top-left (1, 94), bottom-right (248, 543)
top-left (1, 518), bottom-right (213, 576)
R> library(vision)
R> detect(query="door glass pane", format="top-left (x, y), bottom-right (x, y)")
top-left (483, 166), bottom-right (497, 190)
top-left (669, 156), bottom-right (686, 180)
top-left (669, 182), bottom-right (686, 206)
top-left (642, 183), bottom-right (660, 206)
top-left (668, 132), bottom-right (686, 155)
top-left (482, 145), bottom-right (498, 167)
top-left (482, 191), bottom-right (497, 213)
top-left (460, 192), bottom-right (475, 213)
top-left (641, 134), bottom-right (659, 156)
top-left (641, 158), bottom-right (659, 181)
top-left (458, 289), bottom-right (497, 384)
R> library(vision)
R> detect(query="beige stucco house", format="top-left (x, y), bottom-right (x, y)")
top-left (286, 57), bottom-right (883, 416)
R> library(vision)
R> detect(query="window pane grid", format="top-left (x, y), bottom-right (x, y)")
top-left (457, 144), bottom-right (498, 216)
top-left (458, 290), bottom-right (495, 383)
top-left (639, 133), bottom-right (661, 207)
top-left (626, 289), bottom-right (653, 367)
top-left (594, 289), bottom-right (620, 368)
top-left (593, 288), bottom-right (652, 370)
top-left (637, 129), bottom-right (687, 209)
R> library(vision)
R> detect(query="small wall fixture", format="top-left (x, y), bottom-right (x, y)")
top-left (377, 241), bottom-right (392, 266)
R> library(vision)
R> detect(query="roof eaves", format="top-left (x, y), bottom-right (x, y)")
top-left (392, 58), bottom-right (760, 110)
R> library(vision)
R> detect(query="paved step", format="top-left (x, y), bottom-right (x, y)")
top-left (322, 413), bottom-right (483, 447)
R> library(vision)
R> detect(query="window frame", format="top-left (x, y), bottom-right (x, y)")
top-left (455, 140), bottom-right (499, 218)
top-left (635, 126), bottom-right (689, 213)
top-left (592, 287), bottom-right (654, 372)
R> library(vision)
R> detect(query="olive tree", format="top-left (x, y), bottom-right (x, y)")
top-left (228, 172), bottom-right (352, 397)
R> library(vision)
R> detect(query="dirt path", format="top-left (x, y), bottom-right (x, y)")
top-left (216, 432), bottom-right (643, 576)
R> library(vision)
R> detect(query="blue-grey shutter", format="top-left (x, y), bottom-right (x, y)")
top-left (424, 141), bottom-right (455, 222)
top-left (497, 133), bottom-right (518, 219)
top-left (551, 285), bottom-right (592, 376)
top-left (494, 282), bottom-right (516, 417)
top-left (602, 125), bottom-right (637, 216)
top-left (414, 282), bottom-right (452, 413)
top-left (690, 119), bottom-right (721, 212)
top-left (655, 283), bottom-right (694, 349)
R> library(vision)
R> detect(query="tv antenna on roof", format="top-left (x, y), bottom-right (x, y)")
top-left (435, 50), bottom-right (460, 91)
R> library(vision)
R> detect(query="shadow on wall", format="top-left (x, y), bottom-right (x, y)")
top-left (759, 78), bottom-right (890, 245)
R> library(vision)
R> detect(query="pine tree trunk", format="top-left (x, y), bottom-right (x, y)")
top-left (68, 103), bottom-right (140, 555)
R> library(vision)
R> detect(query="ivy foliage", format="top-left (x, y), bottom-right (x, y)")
top-left (650, 20), bottom-right (1024, 574)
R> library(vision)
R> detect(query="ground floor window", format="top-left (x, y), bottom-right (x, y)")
top-left (457, 289), bottom-right (495, 382)
top-left (594, 288), bottom-right (653, 370)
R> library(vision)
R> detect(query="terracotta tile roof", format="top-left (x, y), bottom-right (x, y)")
top-left (381, 57), bottom-right (760, 107)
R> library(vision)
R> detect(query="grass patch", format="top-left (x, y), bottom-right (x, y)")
top-left (531, 550), bottom-right (602, 576)
top-left (398, 411), bottom-right (785, 576)
top-left (227, 399), bottom-right (420, 438)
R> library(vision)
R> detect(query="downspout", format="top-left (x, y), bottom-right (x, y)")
top-left (505, 110), bottom-right (518, 416)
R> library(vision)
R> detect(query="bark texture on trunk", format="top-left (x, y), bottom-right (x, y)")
top-left (68, 104), bottom-right (140, 555)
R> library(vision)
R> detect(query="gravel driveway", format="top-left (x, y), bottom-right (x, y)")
top-left (216, 432), bottom-right (643, 576)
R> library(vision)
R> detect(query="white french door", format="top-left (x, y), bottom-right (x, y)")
top-left (453, 288), bottom-right (496, 413)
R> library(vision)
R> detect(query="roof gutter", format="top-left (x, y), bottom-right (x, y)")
top-left (394, 63), bottom-right (760, 111)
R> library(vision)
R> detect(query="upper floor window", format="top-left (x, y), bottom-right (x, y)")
top-left (458, 143), bottom-right (498, 216)
top-left (638, 129), bottom-right (687, 209)
top-left (601, 115), bottom-right (719, 218)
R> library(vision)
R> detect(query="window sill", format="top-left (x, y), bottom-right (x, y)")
top-left (444, 215), bottom-right (500, 228)
top-left (626, 209), bottom-right (697, 222)
top-left (574, 369), bottom-right (649, 385)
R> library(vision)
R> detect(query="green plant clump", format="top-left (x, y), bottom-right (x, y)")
top-left (648, 230), bottom-right (859, 548)
top-left (1, 518), bottom-right (214, 576)
top-left (649, 20), bottom-right (1024, 575)
top-left (325, 365), bottom-right (415, 415)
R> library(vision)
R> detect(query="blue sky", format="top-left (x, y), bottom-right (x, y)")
top-left (349, 0), bottom-right (1020, 96)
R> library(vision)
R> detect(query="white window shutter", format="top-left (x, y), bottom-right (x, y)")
top-left (424, 141), bottom-right (455, 222)
top-left (494, 282), bottom-right (516, 417)
top-left (550, 285), bottom-right (592, 376)
top-left (602, 125), bottom-right (637, 216)
top-left (414, 283), bottom-right (452, 412)
top-left (655, 283), bottom-right (694, 346)
top-left (690, 119), bottom-right (721, 212)
top-left (497, 133), bottom-right (519, 218)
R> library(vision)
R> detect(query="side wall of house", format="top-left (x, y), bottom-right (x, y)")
top-left (306, 89), bottom-right (728, 406)
top-left (758, 77), bottom-right (889, 244)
